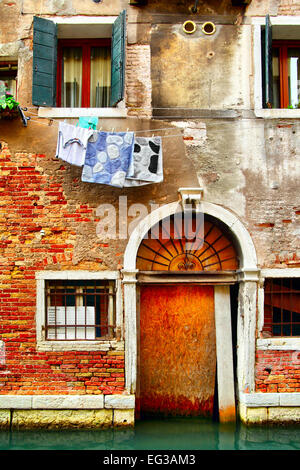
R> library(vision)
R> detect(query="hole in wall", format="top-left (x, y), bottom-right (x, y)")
top-left (202, 22), bottom-right (216, 35)
top-left (183, 20), bottom-right (197, 35)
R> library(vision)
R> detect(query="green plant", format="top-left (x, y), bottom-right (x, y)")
top-left (0, 92), bottom-right (19, 111)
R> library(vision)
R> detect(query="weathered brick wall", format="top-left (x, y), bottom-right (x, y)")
top-left (278, 0), bottom-right (300, 15)
top-left (0, 141), bottom-right (125, 395)
top-left (255, 350), bottom-right (300, 393)
top-left (126, 45), bottom-right (152, 119)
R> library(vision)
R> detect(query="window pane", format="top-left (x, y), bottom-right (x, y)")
top-left (273, 306), bottom-right (281, 323)
top-left (272, 48), bottom-right (281, 108)
top-left (282, 324), bottom-right (291, 336)
top-left (272, 325), bottom-right (281, 336)
top-left (90, 47), bottom-right (111, 108)
top-left (61, 47), bottom-right (82, 107)
top-left (287, 48), bottom-right (300, 108)
top-left (0, 62), bottom-right (17, 98)
top-left (282, 309), bottom-right (291, 322)
top-left (45, 280), bottom-right (115, 340)
top-left (292, 324), bottom-right (300, 336)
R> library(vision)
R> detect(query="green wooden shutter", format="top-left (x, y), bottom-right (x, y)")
top-left (261, 14), bottom-right (273, 108)
top-left (110, 10), bottom-right (126, 107)
top-left (32, 16), bottom-right (57, 107)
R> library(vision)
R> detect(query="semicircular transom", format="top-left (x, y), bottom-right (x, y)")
top-left (136, 213), bottom-right (239, 272)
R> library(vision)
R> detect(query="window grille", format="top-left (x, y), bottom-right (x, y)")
top-left (263, 278), bottom-right (300, 337)
top-left (45, 280), bottom-right (115, 340)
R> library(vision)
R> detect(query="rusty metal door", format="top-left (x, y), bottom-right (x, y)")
top-left (139, 284), bottom-right (216, 417)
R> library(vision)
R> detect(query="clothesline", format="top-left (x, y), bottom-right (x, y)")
top-left (22, 110), bottom-right (186, 138)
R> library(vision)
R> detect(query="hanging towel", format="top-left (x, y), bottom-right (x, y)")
top-left (124, 136), bottom-right (163, 187)
top-left (78, 116), bottom-right (98, 130)
top-left (56, 122), bottom-right (94, 167)
top-left (81, 131), bottom-right (135, 188)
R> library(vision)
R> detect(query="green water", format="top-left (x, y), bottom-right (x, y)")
top-left (0, 418), bottom-right (299, 451)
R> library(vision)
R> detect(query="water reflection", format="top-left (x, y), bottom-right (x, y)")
top-left (0, 418), bottom-right (299, 450)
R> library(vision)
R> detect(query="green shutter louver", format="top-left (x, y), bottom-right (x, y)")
top-left (110, 10), bottom-right (126, 107)
top-left (32, 16), bottom-right (57, 107)
top-left (262, 14), bottom-right (273, 109)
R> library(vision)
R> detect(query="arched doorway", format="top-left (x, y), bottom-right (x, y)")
top-left (136, 212), bottom-right (239, 418)
top-left (122, 200), bottom-right (258, 423)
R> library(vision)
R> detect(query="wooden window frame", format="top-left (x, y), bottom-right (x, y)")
top-left (272, 40), bottom-right (300, 109)
top-left (56, 38), bottom-right (111, 108)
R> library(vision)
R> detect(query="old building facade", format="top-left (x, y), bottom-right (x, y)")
top-left (0, 0), bottom-right (299, 428)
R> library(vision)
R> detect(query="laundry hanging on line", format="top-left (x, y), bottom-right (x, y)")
top-left (124, 136), bottom-right (163, 187)
top-left (81, 130), bottom-right (135, 188)
top-left (55, 121), bottom-right (94, 167)
top-left (55, 121), bottom-right (164, 187)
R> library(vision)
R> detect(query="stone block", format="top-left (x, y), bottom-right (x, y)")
top-left (32, 394), bottom-right (104, 409)
top-left (104, 394), bottom-right (135, 409)
top-left (0, 395), bottom-right (32, 409)
top-left (113, 409), bottom-right (135, 427)
top-left (0, 410), bottom-right (10, 429)
top-left (279, 393), bottom-right (300, 406)
top-left (268, 407), bottom-right (300, 423)
top-left (11, 409), bottom-right (113, 430)
top-left (245, 407), bottom-right (268, 424)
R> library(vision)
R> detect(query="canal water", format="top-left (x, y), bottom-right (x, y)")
top-left (0, 417), bottom-right (299, 451)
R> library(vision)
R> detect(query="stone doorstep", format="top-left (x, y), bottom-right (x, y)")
top-left (240, 392), bottom-right (300, 407)
top-left (0, 394), bottom-right (135, 410)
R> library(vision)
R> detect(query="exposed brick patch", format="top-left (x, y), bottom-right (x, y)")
top-left (126, 45), bottom-right (152, 119)
top-left (256, 350), bottom-right (300, 393)
top-left (0, 143), bottom-right (125, 395)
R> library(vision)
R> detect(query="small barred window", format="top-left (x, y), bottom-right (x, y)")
top-left (45, 280), bottom-right (115, 340)
top-left (263, 278), bottom-right (300, 337)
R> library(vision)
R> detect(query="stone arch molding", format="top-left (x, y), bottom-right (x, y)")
top-left (122, 200), bottom-right (259, 396)
top-left (123, 201), bottom-right (257, 272)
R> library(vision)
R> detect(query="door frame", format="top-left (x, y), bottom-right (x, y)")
top-left (136, 277), bottom-right (237, 421)
top-left (122, 200), bottom-right (259, 420)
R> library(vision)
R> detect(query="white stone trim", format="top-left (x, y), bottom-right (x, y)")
top-left (251, 16), bottom-right (300, 26)
top-left (104, 394), bottom-right (135, 409)
top-left (260, 268), bottom-right (300, 278)
top-left (35, 270), bottom-right (123, 351)
top-left (214, 286), bottom-right (236, 421)
top-left (48, 16), bottom-right (118, 25)
top-left (38, 107), bottom-right (127, 119)
top-left (240, 392), bottom-right (300, 407)
top-left (36, 270), bottom-right (121, 280)
top-left (122, 270), bottom-right (138, 394)
top-left (0, 394), bottom-right (135, 410)
top-left (257, 338), bottom-right (300, 350)
top-left (254, 109), bottom-right (300, 119)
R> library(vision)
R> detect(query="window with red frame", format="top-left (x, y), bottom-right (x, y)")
top-left (272, 41), bottom-right (300, 109)
top-left (57, 39), bottom-right (111, 108)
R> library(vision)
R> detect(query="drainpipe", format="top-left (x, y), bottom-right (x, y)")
top-left (192, 0), bottom-right (199, 13)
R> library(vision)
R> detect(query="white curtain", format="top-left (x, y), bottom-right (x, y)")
top-left (90, 47), bottom-right (111, 108)
top-left (62, 47), bottom-right (82, 107)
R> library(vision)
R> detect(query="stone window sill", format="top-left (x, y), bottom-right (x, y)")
top-left (36, 339), bottom-right (124, 352)
top-left (255, 109), bottom-right (300, 119)
top-left (38, 107), bottom-right (128, 119)
top-left (257, 337), bottom-right (300, 350)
